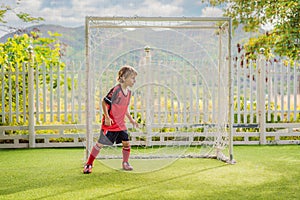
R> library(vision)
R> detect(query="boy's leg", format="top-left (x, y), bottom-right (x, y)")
top-left (122, 141), bottom-right (133, 170)
top-left (122, 141), bottom-right (131, 163)
top-left (86, 142), bottom-right (103, 165)
top-left (86, 129), bottom-right (113, 166)
top-left (84, 130), bottom-right (115, 174)
top-left (83, 142), bottom-right (103, 174)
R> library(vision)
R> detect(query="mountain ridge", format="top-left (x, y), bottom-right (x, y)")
top-left (0, 23), bottom-right (251, 61)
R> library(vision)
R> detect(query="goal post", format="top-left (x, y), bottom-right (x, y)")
top-left (85, 16), bottom-right (234, 167)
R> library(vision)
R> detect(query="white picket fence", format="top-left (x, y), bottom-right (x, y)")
top-left (232, 54), bottom-right (300, 145)
top-left (0, 61), bottom-right (87, 148)
top-left (0, 56), bottom-right (299, 148)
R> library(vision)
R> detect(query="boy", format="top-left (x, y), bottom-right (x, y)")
top-left (83, 65), bottom-right (138, 174)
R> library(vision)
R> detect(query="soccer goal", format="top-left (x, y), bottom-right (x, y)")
top-left (85, 17), bottom-right (234, 171)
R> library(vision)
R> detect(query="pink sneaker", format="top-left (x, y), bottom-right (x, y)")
top-left (122, 162), bottom-right (133, 171)
top-left (83, 164), bottom-right (92, 174)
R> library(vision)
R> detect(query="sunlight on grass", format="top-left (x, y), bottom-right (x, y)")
top-left (0, 146), bottom-right (299, 200)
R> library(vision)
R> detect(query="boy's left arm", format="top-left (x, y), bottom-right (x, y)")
top-left (126, 110), bottom-right (139, 128)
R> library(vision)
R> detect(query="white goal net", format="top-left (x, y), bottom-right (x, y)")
top-left (85, 17), bottom-right (234, 172)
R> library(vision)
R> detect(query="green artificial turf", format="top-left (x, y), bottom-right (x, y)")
top-left (0, 145), bottom-right (299, 200)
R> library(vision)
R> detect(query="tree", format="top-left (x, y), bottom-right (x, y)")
top-left (209, 0), bottom-right (299, 61)
top-left (0, 31), bottom-right (66, 124)
top-left (0, 1), bottom-right (66, 126)
top-left (0, 1), bottom-right (44, 34)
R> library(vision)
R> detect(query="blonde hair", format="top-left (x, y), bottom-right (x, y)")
top-left (117, 65), bottom-right (138, 83)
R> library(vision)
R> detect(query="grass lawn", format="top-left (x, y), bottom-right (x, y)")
top-left (0, 145), bottom-right (299, 200)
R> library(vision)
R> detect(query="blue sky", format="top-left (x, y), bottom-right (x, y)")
top-left (1, 0), bottom-right (223, 36)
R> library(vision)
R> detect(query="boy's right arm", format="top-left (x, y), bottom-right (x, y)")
top-left (102, 99), bottom-right (112, 126)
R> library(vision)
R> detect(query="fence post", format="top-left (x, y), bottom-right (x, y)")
top-left (28, 45), bottom-right (35, 148)
top-left (257, 48), bottom-right (266, 144)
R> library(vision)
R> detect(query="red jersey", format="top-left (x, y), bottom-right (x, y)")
top-left (102, 84), bottom-right (131, 131)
